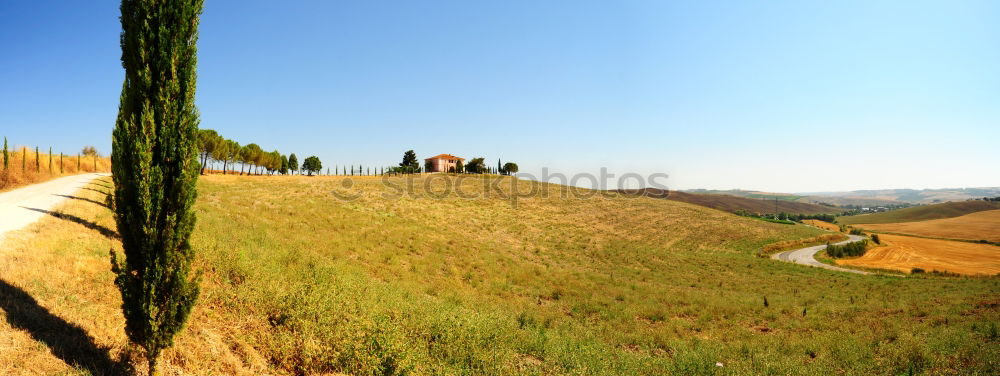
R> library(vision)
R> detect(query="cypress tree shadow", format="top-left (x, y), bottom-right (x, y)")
top-left (0, 279), bottom-right (122, 374)
top-left (81, 187), bottom-right (109, 196)
top-left (87, 181), bottom-right (113, 190)
top-left (19, 207), bottom-right (119, 240)
top-left (53, 194), bottom-right (110, 209)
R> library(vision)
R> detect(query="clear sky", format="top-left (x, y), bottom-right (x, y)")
top-left (1, 0), bottom-right (997, 192)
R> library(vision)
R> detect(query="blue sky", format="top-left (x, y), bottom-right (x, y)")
top-left (1, 0), bottom-right (997, 192)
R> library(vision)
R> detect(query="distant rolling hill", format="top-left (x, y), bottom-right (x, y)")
top-left (684, 189), bottom-right (904, 207)
top-left (620, 189), bottom-right (842, 215)
top-left (803, 187), bottom-right (1000, 204)
top-left (838, 200), bottom-right (1000, 225)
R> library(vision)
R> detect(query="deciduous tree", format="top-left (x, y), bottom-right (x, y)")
top-left (502, 162), bottom-right (519, 175)
top-left (465, 157), bottom-right (485, 174)
top-left (210, 138), bottom-right (231, 174)
top-left (197, 129), bottom-right (220, 174)
top-left (302, 156), bottom-right (322, 176)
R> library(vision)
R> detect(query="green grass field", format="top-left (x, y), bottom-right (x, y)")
top-left (2, 174), bottom-right (998, 374)
top-left (839, 201), bottom-right (1000, 225)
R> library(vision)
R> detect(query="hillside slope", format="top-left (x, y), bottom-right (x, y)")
top-left (839, 200), bottom-right (1000, 225)
top-left (857, 209), bottom-right (1000, 242)
top-left (623, 189), bottom-right (841, 215)
top-left (1, 175), bottom-right (997, 374)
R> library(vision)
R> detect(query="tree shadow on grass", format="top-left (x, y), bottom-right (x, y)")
top-left (81, 187), bottom-right (109, 196)
top-left (87, 180), bottom-right (113, 190)
top-left (0, 279), bottom-right (124, 374)
top-left (19, 207), bottom-right (119, 240)
top-left (53, 194), bottom-right (110, 209)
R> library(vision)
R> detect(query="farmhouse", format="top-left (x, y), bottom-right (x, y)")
top-left (425, 154), bottom-right (464, 172)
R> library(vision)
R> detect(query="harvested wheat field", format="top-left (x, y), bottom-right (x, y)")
top-left (859, 209), bottom-right (1000, 242)
top-left (838, 234), bottom-right (1000, 275)
top-left (802, 219), bottom-right (840, 232)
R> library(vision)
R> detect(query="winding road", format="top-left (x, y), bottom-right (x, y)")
top-left (0, 173), bottom-right (109, 245)
top-left (772, 234), bottom-right (870, 275)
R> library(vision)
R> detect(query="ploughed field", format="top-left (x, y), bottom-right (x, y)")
top-left (0, 174), bottom-right (997, 374)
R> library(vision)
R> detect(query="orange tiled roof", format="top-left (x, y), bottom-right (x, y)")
top-left (424, 154), bottom-right (465, 161)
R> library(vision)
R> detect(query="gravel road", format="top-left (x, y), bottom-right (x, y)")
top-left (0, 173), bottom-right (109, 245)
top-left (771, 234), bottom-right (870, 275)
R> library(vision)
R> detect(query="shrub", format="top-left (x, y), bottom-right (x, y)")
top-left (825, 240), bottom-right (868, 258)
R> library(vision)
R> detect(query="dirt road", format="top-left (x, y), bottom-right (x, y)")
top-left (772, 234), bottom-right (869, 275)
top-left (0, 173), bottom-right (109, 245)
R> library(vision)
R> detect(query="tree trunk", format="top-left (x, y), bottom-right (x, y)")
top-left (199, 152), bottom-right (208, 175)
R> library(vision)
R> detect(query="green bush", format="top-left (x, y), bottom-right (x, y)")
top-left (825, 240), bottom-right (868, 258)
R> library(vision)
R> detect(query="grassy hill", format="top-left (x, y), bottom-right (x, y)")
top-left (1, 175), bottom-right (997, 374)
top-left (623, 189), bottom-right (841, 215)
top-left (838, 200), bottom-right (1000, 225)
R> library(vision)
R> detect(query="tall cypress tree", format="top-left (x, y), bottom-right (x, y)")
top-left (48, 147), bottom-right (53, 173)
top-left (35, 146), bottom-right (39, 172)
top-left (2, 137), bottom-right (7, 170)
top-left (60, 153), bottom-right (64, 174)
top-left (111, 0), bottom-right (204, 372)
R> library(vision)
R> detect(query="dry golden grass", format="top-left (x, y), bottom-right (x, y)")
top-left (802, 219), bottom-right (840, 232)
top-left (1, 174), bottom-right (998, 374)
top-left (0, 176), bottom-right (267, 375)
top-left (859, 209), bottom-right (1000, 242)
top-left (838, 234), bottom-right (1000, 275)
top-left (0, 146), bottom-right (110, 192)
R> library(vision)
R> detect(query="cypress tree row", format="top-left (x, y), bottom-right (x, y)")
top-left (110, 0), bottom-right (204, 372)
